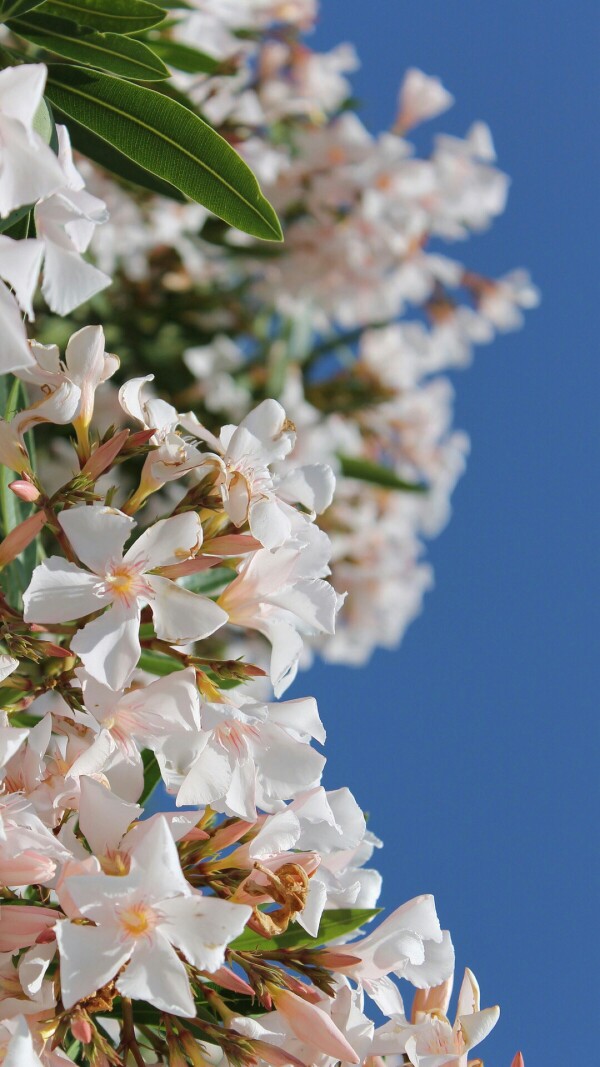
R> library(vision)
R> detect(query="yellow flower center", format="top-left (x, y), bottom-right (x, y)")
top-left (117, 901), bottom-right (158, 939)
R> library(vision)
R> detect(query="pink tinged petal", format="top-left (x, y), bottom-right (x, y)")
top-left (0, 63), bottom-right (47, 129)
top-left (68, 730), bottom-right (116, 782)
top-left (0, 905), bottom-right (57, 952)
top-left (64, 325), bottom-right (110, 424)
top-left (3, 1015), bottom-right (44, 1067)
top-left (457, 1005), bottom-right (500, 1050)
top-left (224, 471), bottom-right (250, 527)
top-left (266, 696), bottom-right (326, 744)
top-left (125, 512), bottom-right (203, 570)
top-left (0, 282), bottom-right (35, 373)
top-left (141, 667), bottom-right (201, 732)
top-left (209, 966), bottom-right (254, 997)
top-left (249, 497), bottom-right (292, 550)
top-left (277, 463), bottom-right (336, 514)
top-left (455, 967), bottom-right (480, 1017)
top-left (0, 116), bottom-right (64, 217)
top-left (129, 817), bottom-right (190, 900)
top-left (402, 930), bottom-right (455, 989)
top-left (56, 920), bottom-right (132, 1009)
top-left (274, 989), bottom-right (360, 1064)
top-left (161, 895), bottom-right (252, 972)
top-left (176, 744), bottom-right (233, 808)
top-left (257, 727), bottom-right (325, 803)
top-left (222, 756), bottom-right (256, 821)
top-left (40, 237), bottom-right (111, 316)
top-left (269, 578), bottom-right (339, 633)
top-left (0, 237), bottom-right (44, 319)
top-left (117, 931), bottom-right (194, 1017)
top-left (12, 380), bottom-right (81, 433)
top-left (22, 557), bottom-right (110, 624)
top-left (79, 777), bottom-right (141, 856)
top-left (58, 504), bottom-right (135, 573)
top-left (71, 604), bottom-right (140, 690)
top-left (147, 575), bottom-right (228, 644)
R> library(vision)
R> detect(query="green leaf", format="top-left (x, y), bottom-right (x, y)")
top-left (139, 749), bottom-right (162, 805)
top-left (137, 648), bottom-right (183, 676)
top-left (0, 0), bottom-right (44, 18)
top-left (0, 202), bottom-right (34, 235)
top-left (59, 114), bottom-right (186, 200)
top-left (10, 13), bottom-right (170, 81)
top-left (180, 566), bottom-right (236, 597)
top-left (147, 37), bottom-right (220, 75)
top-left (36, 0), bottom-right (166, 34)
top-left (44, 66), bottom-right (283, 241)
top-left (230, 907), bottom-right (381, 953)
top-left (338, 455), bottom-right (427, 493)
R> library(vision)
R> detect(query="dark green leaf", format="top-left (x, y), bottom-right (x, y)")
top-left (0, 203), bottom-right (34, 235)
top-left (45, 66), bottom-right (283, 241)
top-left (147, 37), bottom-right (220, 75)
top-left (230, 907), bottom-right (381, 953)
top-left (0, 0), bottom-right (44, 18)
top-left (137, 649), bottom-right (183, 676)
top-left (10, 13), bottom-right (170, 80)
top-left (338, 455), bottom-right (427, 493)
top-left (36, 0), bottom-right (166, 34)
top-left (139, 749), bottom-right (162, 805)
top-left (180, 566), bottom-right (236, 597)
top-left (60, 113), bottom-right (186, 201)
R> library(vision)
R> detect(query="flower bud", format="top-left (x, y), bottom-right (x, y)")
top-left (8, 479), bottom-right (40, 503)
top-left (0, 511), bottom-right (45, 569)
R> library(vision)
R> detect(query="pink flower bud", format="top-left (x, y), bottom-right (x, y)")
top-left (81, 429), bottom-right (129, 479)
top-left (208, 966), bottom-right (255, 997)
top-left (0, 852), bottom-right (56, 888)
top-left (0, 510), bottom-right (45, 568)
top-left (272, 988), bottom-right (360, 1064)
top-left (511, 1055), bottom-right (525, 1067)
top-left (158, 556), bottom-right (223, 580)
top-left (0, 905), bottom-right (57, 952)
top-left (71, 1016), bottom-right (93, 1045)
top-left (203, 533), bottom-right (263, 555)
top-left (8, 479), bottom-right (40, 503)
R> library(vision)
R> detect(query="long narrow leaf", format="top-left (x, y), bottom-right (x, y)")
top-left (10, 13), bottom-right (170, 80)
top-left (45, 65), bottom-right (283, 241)
top-left (230, 908), bottom-right (381, 953)
top-left (60, 114), bottom-right (186, 200)
top-left (0, 0), bottom-right (44, 18)
top-left (147, 37), bottom-right (220, 75)
top-left (338, 454), bottom-right (428, 493)
top-left (36, 0), bottom-right (165, 34)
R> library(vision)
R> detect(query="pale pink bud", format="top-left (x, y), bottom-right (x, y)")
top-left (511, 1055), bottom-right (525, 1067)
top-left (0, 904), bottom-right (57, 951)
top-left (158, 556), bottom-right (222, 580)
top-left (210, 820), bottom-right (254, 853)
top-left (8, 479), bottom-right (40, 503)
top-left (208, 966), bottom-right (255, 997)
top-left (71, 1016), bottom-right (93, 1045)
top-left (81, 429), bottom-right (129, 479)
top-left (272, 988), bottom-right (360, 1064)
top-left (316, 950), bottom-right (363, 970)
top-left (0, 852), bottom-right (56, 888)
top-left (0, 510), bottom-right (45, 568)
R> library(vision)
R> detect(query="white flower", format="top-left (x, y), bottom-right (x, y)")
top-left (56, 819), bottom-right (251, 1015)
top-left (157, 690), bottom-right (325, 819)
top-left (0, 64), bottom-right (64, 218)
top-left (23, 505), bottom-right (228, 690)
top-left (396, 69), bottom-right (454, 131)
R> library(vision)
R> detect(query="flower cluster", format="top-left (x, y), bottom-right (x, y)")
top-left (0, 0), bottom-right (531, 1063)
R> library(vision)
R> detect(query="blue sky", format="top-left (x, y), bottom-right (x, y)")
top-left (288, 1), bottom-right (598, 1062)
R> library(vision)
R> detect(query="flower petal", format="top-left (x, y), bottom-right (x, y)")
top-left (71, 604), bottom-right (140, 690)
top-left (161, 894), bottom-right (251, 973)
top-left (125, 512), bottom-right (202, 570)
top-left (23, 557), bottom-right (109, 624)
top-left (56, 920), bottom-right (132, 1010)
top-left (59, 504), bottom-right (135, 573)
top-left (117, 931), bottom-right (194, 1017)
top-left (148, 575), bottom-right (228, 644)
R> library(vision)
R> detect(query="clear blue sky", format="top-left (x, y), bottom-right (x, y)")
top-left (286, 2), bottom-right (598, 1062)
